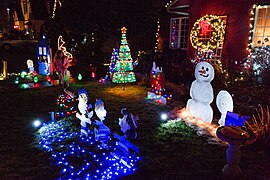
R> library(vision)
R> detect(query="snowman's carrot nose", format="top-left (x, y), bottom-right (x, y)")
top-left (199, 70), bottom-right (206, 74)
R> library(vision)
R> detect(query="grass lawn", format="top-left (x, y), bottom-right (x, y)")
top-left (0, 82), bottom-right (269, 179)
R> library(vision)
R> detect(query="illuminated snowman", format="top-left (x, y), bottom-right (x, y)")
top-left (186, 61), bottom-right (214, 123)
top-left (76, 88), bottom-right (93, 135)
top-left (216, 90), bottom-right (233, 126)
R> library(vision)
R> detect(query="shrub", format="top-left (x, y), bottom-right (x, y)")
top-left (246, 105), bottom-right (270, 147)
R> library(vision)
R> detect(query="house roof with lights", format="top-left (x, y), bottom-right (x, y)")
top-left (166, 0), bottom-right (190, 16)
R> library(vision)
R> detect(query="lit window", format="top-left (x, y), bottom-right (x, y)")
top-left (253, 5), bottom-right (270, 46)
top-left (169, 17), bottom-right (189, 49)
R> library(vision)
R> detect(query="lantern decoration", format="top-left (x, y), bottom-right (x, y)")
top-left (112, 27), bottom-right (136, 83)
top-left (190, 14), bottom-right (225, 50)
top-left (37, 36), bottom-right (52, 75)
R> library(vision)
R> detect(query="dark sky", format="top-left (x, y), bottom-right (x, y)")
top-left (54, 0), bottom-right (163, 51)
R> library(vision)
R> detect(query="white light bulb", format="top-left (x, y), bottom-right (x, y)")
top-left (33, 120), bottom-right (41, 127)
top-left (161, 113), bottom-right (168, 121)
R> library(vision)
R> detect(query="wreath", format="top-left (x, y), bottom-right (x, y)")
top-left (190, 14), bottom-right (225, 50)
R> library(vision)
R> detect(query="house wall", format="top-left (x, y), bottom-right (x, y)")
top-left (163, 0), bottom-right (268, 69)
top-left (189, 0), bottom-right (262, 69)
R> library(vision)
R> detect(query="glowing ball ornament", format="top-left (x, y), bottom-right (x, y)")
top-left (186, 61), bottom-right (214, 123)
top-left (33, 76), bottom-right (38, 83)
top-left (78, 73), bottom-right (82, 81)
top-left (20, 71), bottom-right (27, 78)
top-left (14, 77), bottom-right (19, 84)
top-left (46, 75), bottom-right (51, 83)
top-left (33, 120), bottom-right (41, 127)
top-left (216, 90), bottom-right (233, 126)
top-left (161, 113), bottom-right (168, 121)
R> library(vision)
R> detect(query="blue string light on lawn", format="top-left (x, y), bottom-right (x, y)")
top-left (36, 119), bottom-right (140, 179)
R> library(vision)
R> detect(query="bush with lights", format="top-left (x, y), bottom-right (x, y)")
top-left (242, 45), bottom-right (270, 84)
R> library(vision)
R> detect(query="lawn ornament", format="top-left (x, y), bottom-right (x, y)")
top-left (216, 90), bottom-right (234, 126)
top-left (119, 108), bottom-right (138, 139)
top-left (95, 99), bottom-right (107, 121)
top-left (76, 88), bottom-right (93, 135)
top-left (225, 112), bottom-right (249, 127)
top-left (37, 36), bottom-right (52, 75)
top-left (186, 61), bottom-right (214, 123)
top-left (27, 59), bottom-right (34, 74)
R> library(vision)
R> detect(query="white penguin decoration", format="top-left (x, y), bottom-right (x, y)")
top-left (216, 90), bottom-right (234, 126)
top-left (95, 99), bottom-right (107, 122)
top-left (76, 88), bottom-right (93, 135)
top-left (186, 61), bottom-right (214, 123)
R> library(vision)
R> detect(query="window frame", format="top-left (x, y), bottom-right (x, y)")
top-left (253, 5), bottom-right (270, 47)
top-left (169, 17), bottom-right (189, 50)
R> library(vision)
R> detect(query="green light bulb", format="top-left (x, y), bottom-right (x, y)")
top-left (78, 74), bottom-right (82, 81)
top-left (33, 76), bottom-right (38, 83)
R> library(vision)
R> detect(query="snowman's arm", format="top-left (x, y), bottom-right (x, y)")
top-left (189, 81), bottom-right (196, 99)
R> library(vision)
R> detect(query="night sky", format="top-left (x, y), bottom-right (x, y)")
top-left (51, 0), bottom-right (163, 51)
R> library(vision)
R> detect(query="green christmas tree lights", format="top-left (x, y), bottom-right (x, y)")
top-left (112, 27), bottom-right (136, 83)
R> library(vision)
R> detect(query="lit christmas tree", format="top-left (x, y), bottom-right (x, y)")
top-left (109, 48), bottom-right (119, 78)
top-left (112, 27), bottom-right (136, 83)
